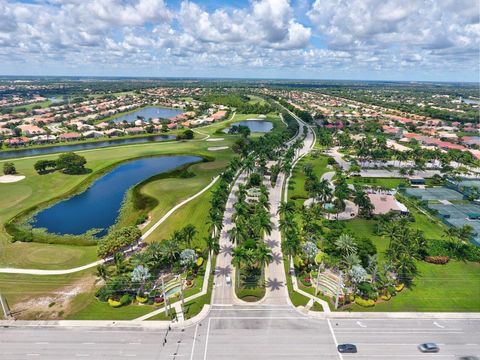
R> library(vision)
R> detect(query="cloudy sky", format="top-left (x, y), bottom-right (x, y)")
top-left (1, 0), bottom-right (479, 81)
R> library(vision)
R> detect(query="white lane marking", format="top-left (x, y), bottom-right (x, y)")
top-left (76, 355), bottom-right (90, 357)
top-left (208, 316), bottom-right (302, 320)
top-left (434, 322), bottom-right (445, 329)
top-left (125, 355), bottom-right (137, 357)
top-left (356, 321), bottom-right (367, 328)
top-left (128, 342), bottom-right (141, 345)
top-left (334, 331), bottom-right (463, 334)
top-left (347, 356), bottom-right (456, 358)
top-left (203, 318), bottom-right (211, 360)
top-left (327, 319), bottom-right (343, 360)
top-left (82, 342), bottom-right (95, 345)
top-left (190, 323), bottom-right (199, 360)
top-left (26, 354), bottom-right (40, 357)
top-left (35, 342), bottom-right (49, 345)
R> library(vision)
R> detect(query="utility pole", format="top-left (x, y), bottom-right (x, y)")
top-left (161, 276), bottom-right (169, 318)
top-left (315, 262), bottom-right (323, 296)
top-left (179, 276), bottom-right (185, 316)
top-left (334, 271), bottom-right (343, 310)
top-left (0, 294), bottom-right (12, 319)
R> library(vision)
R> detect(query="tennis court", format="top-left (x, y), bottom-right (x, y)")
top-left (405, 187), bottom-right (464, 201)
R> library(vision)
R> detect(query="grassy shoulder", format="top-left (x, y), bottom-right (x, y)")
top-left (348, 260), bottom-right (480, 312)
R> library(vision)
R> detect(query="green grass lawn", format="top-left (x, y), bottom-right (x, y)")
top-left (350, 260), bottom-right (480, 312)
top-left (0, 269), bottom-right (94, 319)
top-left (348, 177), bottom-right (407, 189)
top-left (288, 154), bottom-right (329, 202)
top-left (67, 295), bottom-right (157, 320)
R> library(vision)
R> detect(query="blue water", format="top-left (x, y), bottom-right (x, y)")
top-left (32, 155), bottom-right (201, 237)
top-left (224, 120), bottom-right (273, 133)
top-left (0, 135), bottom-right (176, 160)
top-left (113, 107), bottom-right (184, 123)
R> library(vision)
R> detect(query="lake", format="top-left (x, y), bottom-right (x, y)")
top-left (224, 120), bottom-right (273, 133)
top-left (31, 155), bottom-right (202, 237)
top-left (113, 107), bottom-right (184, 123)
top-left (0, 135), bottom-right (176, 160)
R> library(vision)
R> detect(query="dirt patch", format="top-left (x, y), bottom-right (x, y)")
top-left (11, 274), bottom-right (97, 320)
top-left (0, 175), bottom-right (25, 183)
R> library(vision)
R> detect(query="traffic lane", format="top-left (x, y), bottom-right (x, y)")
top-left (329, 318), bottom-right (480, 332)
top-left (195, 317), bottom-right (339, 360)
top-left (0, 327), bottom-right (195, 360)
top-left (332, 319), bottom-right (480, 359)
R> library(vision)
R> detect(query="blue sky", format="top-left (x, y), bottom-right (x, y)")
top-left (1, 0), bottom-right (479, 81)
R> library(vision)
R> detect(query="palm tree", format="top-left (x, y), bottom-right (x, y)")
top-left (335, 233), bottom-right (357, 257)
top-left (232, 246), bottom-right (248, 269)
top-left (255, 210), bottom-right (272, 236)
top-left (282, 232), bottom-right (301, 265)
top-left (204, 235), bottom-right (220, 257)
top-left (277, 200), bottom-right (296, 217)
top-left (182, 224), bottom-right (197, 248)
top-left (96, 264), bottom-right (108, 281)
top-left (227, 227), bottom-right (240, 245)
top-left (342, 253), bottom-right (361, 269)
top-left (255, 243), bottom-right (273, 268)
top-left (279, 217), bottom-right (296, 233)
top-left (113, 252), bottom-right (125, 274)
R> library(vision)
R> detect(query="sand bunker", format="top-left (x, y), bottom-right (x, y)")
top-left (0, 175), bottom-right (25, 183)
top-left (208, 146), bottom-right (229, 151)
top-left (206, 138), bottom-right (224, 142)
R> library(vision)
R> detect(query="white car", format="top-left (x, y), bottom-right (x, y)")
top-left (225, 276), bottom-right (232, 286)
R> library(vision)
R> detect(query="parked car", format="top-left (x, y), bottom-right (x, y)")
top-left (337, 344), bottom-right (357, 353)
top-left (225, 275), bottom-right (231, 286)
top-left (459, 357), bottom-right (479, 360)
top-left (418, 343), bottom-right (440, 353)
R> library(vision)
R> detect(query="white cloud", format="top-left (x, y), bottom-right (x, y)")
top-left (0, 0), bottom-right (477, 80)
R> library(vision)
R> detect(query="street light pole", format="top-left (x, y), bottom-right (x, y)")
top-left (161, 276), bottom-right (169, 317)
top-left (335, 271), bottom-right (343, 310)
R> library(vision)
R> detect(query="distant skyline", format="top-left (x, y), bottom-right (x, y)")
top-left (1, 0), bottom-right (479, 82)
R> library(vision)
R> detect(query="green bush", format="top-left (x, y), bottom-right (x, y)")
top-left (354, 296), bottom-right (375, 307)
top-left (120, 294), bottom-right (132, 306)
top-left (98, 226), bottom-right (141, 258)
top-left (108, 298), bottom-right (122, 308)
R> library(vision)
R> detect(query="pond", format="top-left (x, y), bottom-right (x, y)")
top-left (224, 120), bottom-right (273, 133)
top-left (112, 107), bottom-right (184, 123)
top-left (31, 155), bottom-right (202, 237)
top-left (0, 135), bottom-right (176, 160)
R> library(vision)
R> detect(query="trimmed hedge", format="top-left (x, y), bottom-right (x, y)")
top-left (395, 284), bottom-right (405, 292)
top-left (354, 296), bottom-right (375, 307)
top-left (108, 298), bottom-right (122, 308)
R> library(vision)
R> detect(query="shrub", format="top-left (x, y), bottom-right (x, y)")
top-left (395, 283), bottom-right (405, 292)
top-left (3, 162), bottom-right (16, 175)
top-left (381, 294), bottom-right (392, 301)
top-left (98, 226), bottom-right (142, 258)
top-left (135, 213), bottom-right (148, 225)
top-left (136, 295), bottom-right (148, 303)
top-left (196, 257), bottom-right (204, 267)
top-left (424, 256), bottom-right (450, 264)
top-left (120, 294), bottom-right (132, 306)
top-left (95, 286), bottom-right (110, 302)
top-left (387, 285), bottom-right (396, 296)
top-left (354, 296), bottom-right (375, 307)
top-left (108, 298), bottom-right (122, 308)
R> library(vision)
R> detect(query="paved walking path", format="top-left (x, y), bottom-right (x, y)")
top-left (0, 176), bottom-right (219, 275)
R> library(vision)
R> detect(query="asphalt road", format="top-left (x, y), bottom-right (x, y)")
top-left (1, 307), bottom-right (479, 360)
